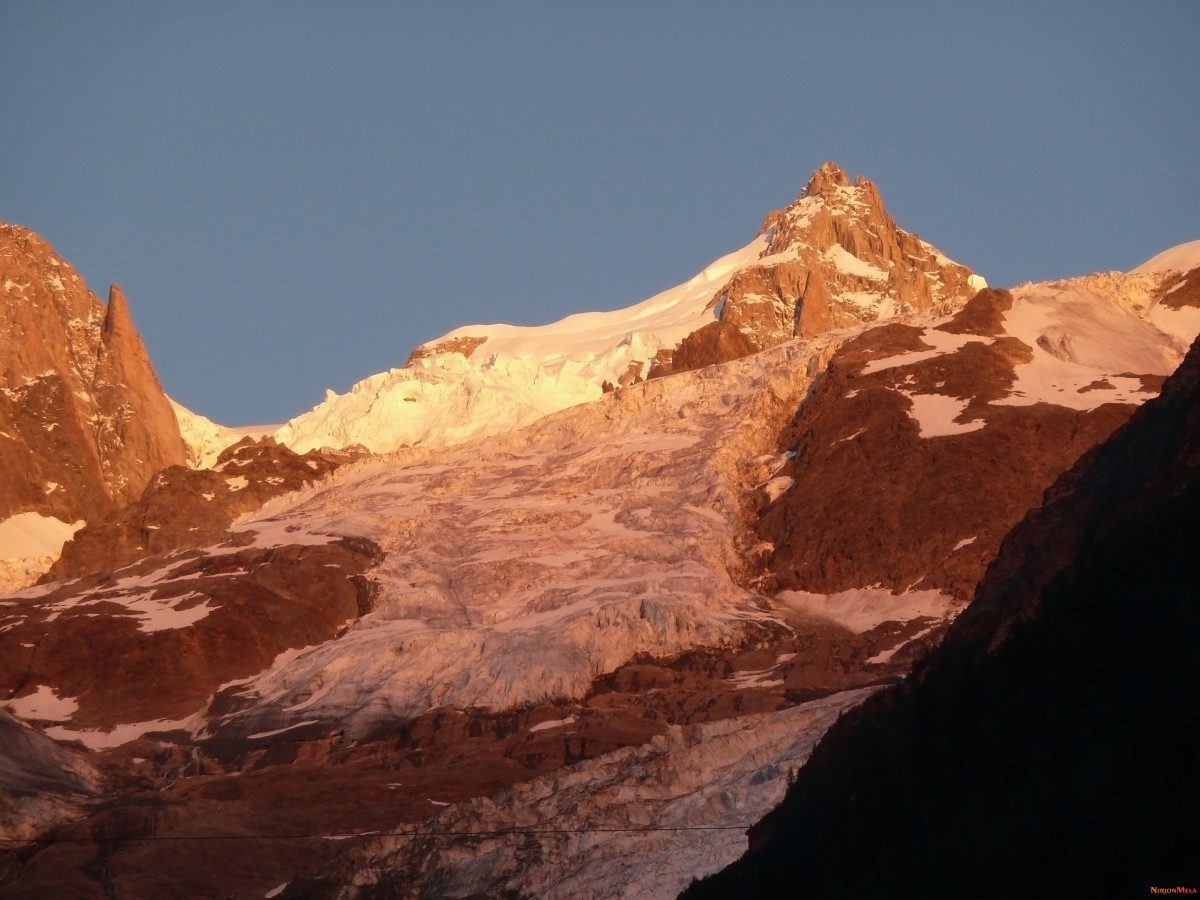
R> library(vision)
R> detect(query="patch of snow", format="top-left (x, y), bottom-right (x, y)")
top-left (952, 536), bottom-right (977, 551)
top-left (1148, 304), bottom-right (1200, 347)
top-left (247, 720), bottom-right (323, 741)
top-left (528, 716), bottom-right (578, 734)
top-left (0, 512), bottom-right (84, 560)
top-left (774, 587), bottom-right (959, 634)
top-left (860, 327), bottom-right (992, 374)
top-left (994, 282), bottom-right (1192, 409)
top-left (170, 398), bottom-right (277, 469)
top-left (900, 392), bottom-right (986, 438)
top-left (2, 685), bottom-right (79, 722)
top-left (835, 427), bottom-right (865, 443)
top-left (823, 244), bottom-right (887, 281)
top-left (124, 591), bottom-right (216, 633)
top-left (761, 476), bottom-right (795, 502)
top-left (37, 581), bottom-right (216, 633)
top-left (1129, 239), bottom-right (1200, 275)
top-left (866, 622), bottom-right (943, 665)
top-left (272, 234), bottom-right (779, 456)
top-left (44, 715), bottom-right (199, 750)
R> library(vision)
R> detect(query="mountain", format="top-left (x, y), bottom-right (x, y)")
top-left (682, 312), bottom-right (1200, 900)
top-left (1, 167), bottom-right (1197, 898)
top-left (271, 162), bottom-right (984, 456)
top-left (0, 224), bottom-right (187, 590)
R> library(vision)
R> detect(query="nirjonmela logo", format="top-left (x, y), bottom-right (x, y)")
top-left (1149, 888), bottom-right (1198, 895)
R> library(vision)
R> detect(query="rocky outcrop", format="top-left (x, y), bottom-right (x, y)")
top-left (0, 224), bottom-right (187, 551)
top-left (684, 334), bottom-right (1200, 899)
top-left (754, 278), bottom-right (1188, 601)
top-left (648, 164), bottom-right (982, 379)
top-left (90, 285), bottom-right (188, 504)
top-left (46, 437), bottom-right (355, 582)
top-left (1, 538), bottom-right (379, 729)
top-left (405, 334), bottom-right (489, 364)
top-left (655, 162), bottom-right (983, 381)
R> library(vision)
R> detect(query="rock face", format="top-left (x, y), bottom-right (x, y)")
top-left (46, 437), bottom-right (355, 582)
top-left (0, 224), bottom-right (187, 585)
top-left (751, 257), bottom-right (1199, 602)
top-left (652, 162), bottom-right (982, 376)
top-left (683, 336), bottom-right (1200, 898)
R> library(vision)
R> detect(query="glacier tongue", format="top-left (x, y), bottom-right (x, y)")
top-left (292, 688), bottom-right (876, 900)
top-left (206, 334), bottom-right (846, 741)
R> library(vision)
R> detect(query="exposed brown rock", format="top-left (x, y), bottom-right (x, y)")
top-left (649, 319), bottom-right (758, 377)
top-left (1, 537), bottom-right (379, 728)
top-left (1155, 265), bottom-right (1200, 309)
top-left (90, 285), bottom-right (188, 505)
top-left (405, 334), bottom-right (488, 364)
top-left (0, 224), bottom-right (187, 529)
top-left (46, 437), bottom-right (352, 582)
top-left (755, 321), bottom-right (1143, 600)
top-left (685, 335), bottom-right (1200, 900)
top-left (935, 286), bottom-right (1013, 336)
top-left (650, 162), bottom-right (981, 379)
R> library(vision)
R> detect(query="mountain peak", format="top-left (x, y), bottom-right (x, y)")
top-left (101, 283), bottom-right (131, 340)
top-left (276, 166), bottom-right (984, 456)
top-left (800, 160), bottom-right (851, 198)
top-left (0, 226), bottom-right (186, 587)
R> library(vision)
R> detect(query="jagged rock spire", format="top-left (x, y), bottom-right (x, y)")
top-left (0, 225), bottom-right (187, 537)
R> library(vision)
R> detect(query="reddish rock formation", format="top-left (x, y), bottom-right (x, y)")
top-left (405, 334), bottom-right (489, 364)
top-left (652, 162), bottom-right (982, 378)
top-left (755, 291), bottom-right (1152, 600)
top-left (0, 225), bottom-right (187, 527)
top-left (1, 539), bottom-right (379, 728)
top-left (46, 437), bottom-right (354, 582)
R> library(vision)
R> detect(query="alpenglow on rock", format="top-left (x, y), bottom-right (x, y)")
top-left (273, 162), bottom-right (986, 456)
top-left (0, 224), bottom-right (187, 588)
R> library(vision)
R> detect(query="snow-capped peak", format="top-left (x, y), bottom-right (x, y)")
top-left (272, 164), bottom-right (983, 456)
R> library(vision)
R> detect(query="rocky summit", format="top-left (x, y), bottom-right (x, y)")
top-left (0, 225), bottom-right (187, 590)
top-left (271, 162), bottom-right (985, 456)
top-left (1, 167), bottom-right (1198, 898)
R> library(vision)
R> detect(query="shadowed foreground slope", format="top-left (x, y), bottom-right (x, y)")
top-left (684, 335), bottom-right (1200, 898)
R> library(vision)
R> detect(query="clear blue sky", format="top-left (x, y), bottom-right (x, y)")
top-left (3, 2), bottom-right (1197, 425)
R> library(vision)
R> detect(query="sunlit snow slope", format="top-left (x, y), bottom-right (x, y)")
top-left (272, 162), bottom-right (982, 456)
top-left (205, 334), bottom-right (850, 742)
top-left (273, 236), bottom-right (772, 454)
